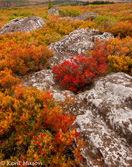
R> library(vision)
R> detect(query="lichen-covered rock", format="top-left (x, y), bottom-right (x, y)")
top-left (0, 16), bottom-right (46, 35)
top-left (22, 69), bottom-right (75, 102)
top-left (76, 72), bottom-right (132, 146)
top-left (72, 12), bottom-right (98, 21)
top-left (49, 28), bottom-right (113, 67)
top-left (72, 110), bottom-right (132, 167)
top-left (48, 7), bottom-right (60, 15)
top-left (23, 69), bottom-right (55, 91)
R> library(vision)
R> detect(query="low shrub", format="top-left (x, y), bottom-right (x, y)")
top-left (46, 15), bottom-right (96, 36)
top-left (59, 8), bottom-right (81, 17)
top-left (0, 85), bottom-right (84, 166)
top-left (108, 21), bottom-right (132, 38)
top-left (108, 55), bottom-right (132, 74)
top-left (0, 68), bottom-right (19, 94)
top-left (6, 11), bottom-right (35, 21)
top-left (0, 42), bottom-right (53, 75)
top-left (53, 53), bottom-right (107, 93)
top-left (86, 37), bottom-right (132, 75)
top-left (95, 15), bottom-right (117, 30)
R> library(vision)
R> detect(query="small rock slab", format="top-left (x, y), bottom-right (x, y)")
top-left (0, 16), bottom-right (46, 35)
top-left (72, 12), bottom-right (98, 21)
top-left (48, 7), bottom-right (60, 15)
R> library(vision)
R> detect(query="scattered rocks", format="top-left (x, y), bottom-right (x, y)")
top-left (48, 7), bottom-right (60, 15)
top-left (0, 16), bottom-right (46, 35)
top-left (72, 12), bottom-right (98, 21)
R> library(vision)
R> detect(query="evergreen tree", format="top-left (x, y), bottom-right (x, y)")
top-left (48, 0), bottom-right (52, 9)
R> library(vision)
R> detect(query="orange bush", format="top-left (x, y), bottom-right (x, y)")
top-left (108, 21), bottom-right (132, 38)
top-left (0, 42), bottom-right (53, 75)
top-left (0, 68), bottom-right (19, 94)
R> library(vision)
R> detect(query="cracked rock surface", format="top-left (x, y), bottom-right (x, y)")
top-left (0, 16), bottom-right (46, 35)
top-left (49, 28), bottom-right (113, 67)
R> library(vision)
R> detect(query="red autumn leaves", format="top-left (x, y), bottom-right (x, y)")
top-left (53, 53), bottom-right (107, 92)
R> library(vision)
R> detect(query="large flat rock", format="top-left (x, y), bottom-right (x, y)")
top-left (76, 72), bottom-right (132, 146)
top-left (0, 16), bottom-right (46, 35)
top-left (73, 110), bottom-right (132, 167)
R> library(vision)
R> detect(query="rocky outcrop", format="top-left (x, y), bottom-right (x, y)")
top-left (49, 28), bottom-right (114, 67)
top-left (48, 7), bottom-right (60, 15)
top-left (22, 71), bottom-right (132, 167)
top-left (21, 26), bottom-right (131, 167)
top-left (72, 12), bottom-right (98, 21)
top-left (0, 16), bottom-right (46, 35)
top-left (73, 72), bottom-right (132, 167)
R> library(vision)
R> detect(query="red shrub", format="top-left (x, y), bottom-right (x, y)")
top-left (53, 53), bottom-right (107, 92)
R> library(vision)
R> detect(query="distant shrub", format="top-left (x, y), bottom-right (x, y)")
top-left (95, 15), bottom-right (117, 29)
top-left (59, 8), bottom-right (81, 17)
top-left (6, 11), bottom-right (35, 21)
top-left (53, 53), bottom-right (107, 93)
top-left (0, 27), bottom-right (62, 46)
top-left (108, 21), bottom-right (132, 38)
top-left (46, 15), bottom-right (96, 35)
top-left (48, 0), bottom-right (53, 9)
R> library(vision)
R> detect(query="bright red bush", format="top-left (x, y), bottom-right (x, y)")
top-left (53, 53), bottom-right (107, 92)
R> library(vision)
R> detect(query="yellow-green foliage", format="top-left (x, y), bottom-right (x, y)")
top-left (59, 8), bottom-right (81, 17)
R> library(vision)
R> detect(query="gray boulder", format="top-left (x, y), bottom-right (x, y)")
top-left (72, 12), bottom-right (98, 21)
top-left (72, 72), bottom-right (132, 167)
top-left (49, 28), bottom-right (114, 67)
top-left (48, 7), bottom-right (60, 15)
top-left (0, 16), bottom-right (46, 35)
